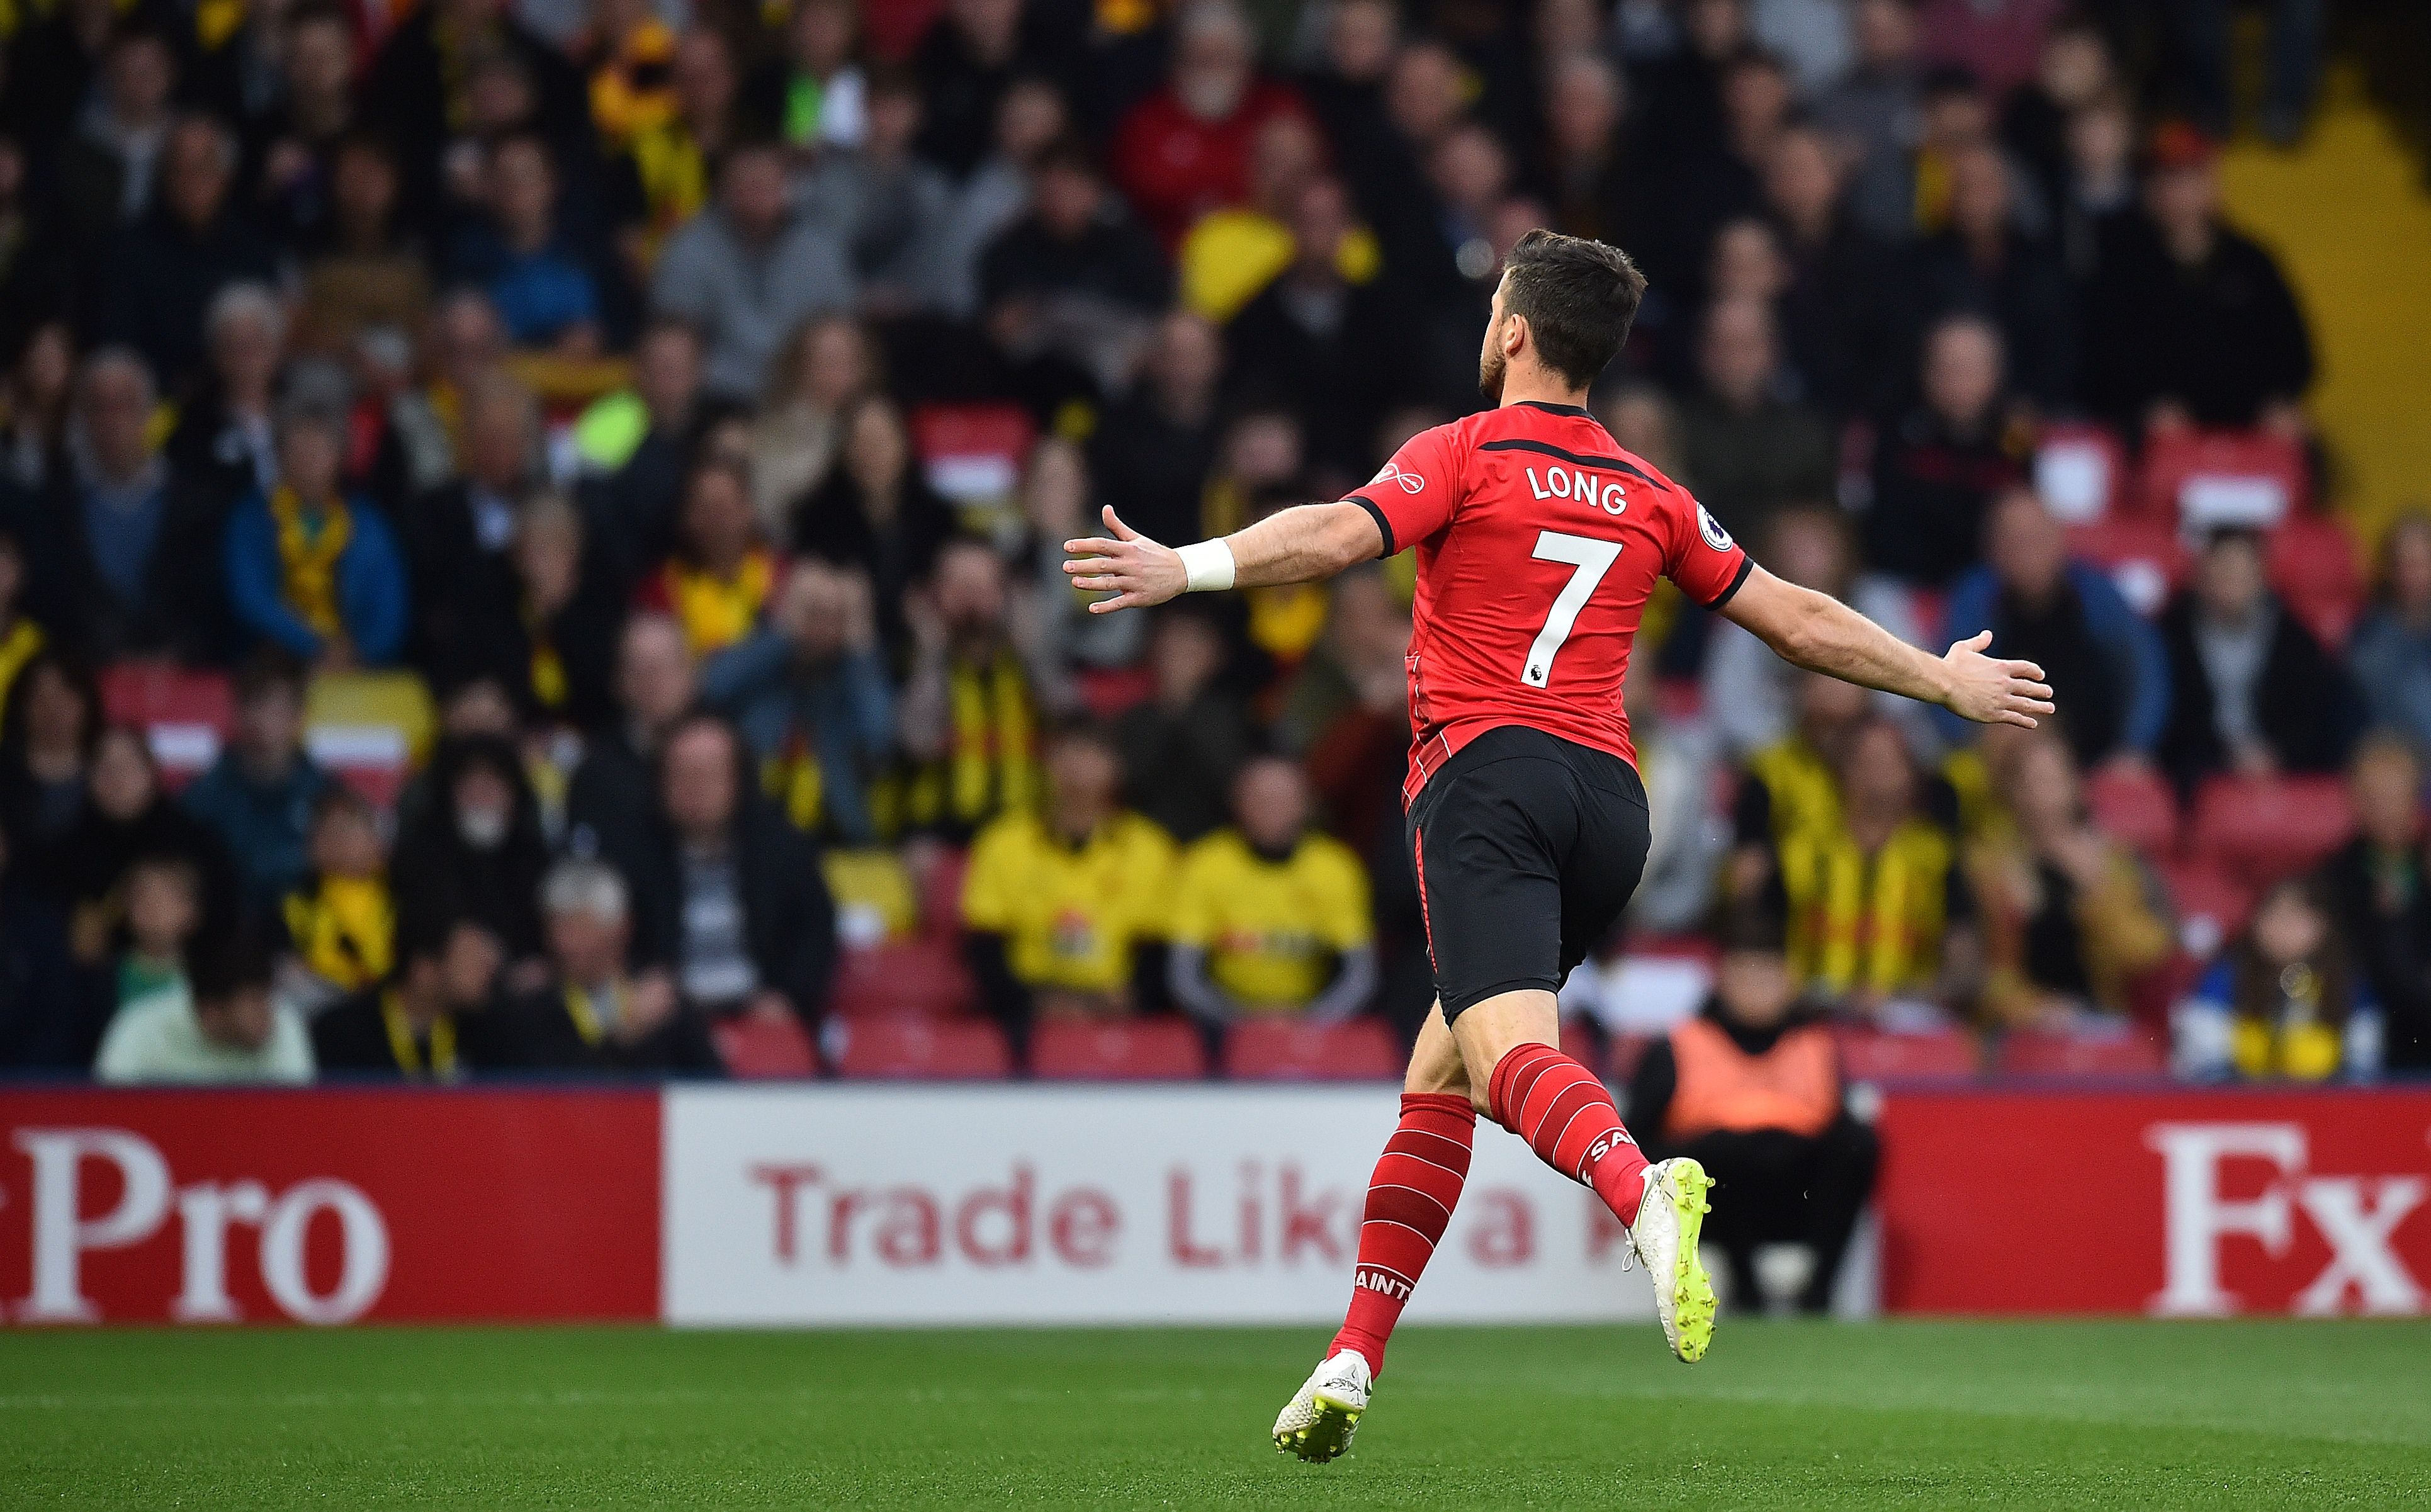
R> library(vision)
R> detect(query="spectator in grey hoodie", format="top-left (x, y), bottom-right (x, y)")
top-left (651, 140), bottom-right (855, 402)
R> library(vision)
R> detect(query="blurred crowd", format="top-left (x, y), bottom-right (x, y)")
top-left (0, 0), bottom-right (2422, 1090)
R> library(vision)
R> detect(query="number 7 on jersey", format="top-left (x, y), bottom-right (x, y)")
top-left (1521, 531), bottom-right (1623, 687)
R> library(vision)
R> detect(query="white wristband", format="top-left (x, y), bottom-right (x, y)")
top-left (1177, 539), bottom-right (1236, 592)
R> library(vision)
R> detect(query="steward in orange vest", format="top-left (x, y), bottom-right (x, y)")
top-left (1625, 904), bottom-right (1880, 1314)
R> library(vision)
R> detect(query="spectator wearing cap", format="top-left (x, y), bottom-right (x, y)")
top-left (962, 720), bottom-right (1176, 1030)
top-left (1939, 487), bottom-right (2168, 771)
top-left (976, 135), bottom-right (1171, 398)
top-left (1864, 313), bottom-right (2026, 590)
top-left (224, 402), bottom-right (409, 670)
top-left (35, 349), bottom-right (231, 665)
top-left (2342, 515), bottom-right (2431, 757)
top-left (1966, 729), bottom-right (2172, 1029)
top-left (95, 930), bottom-right (313, 1085)
top-left (627, 712), bottom-right (835, 1029)
top-left (1625, 903), bottom-right (1879, 1314)
top-left (509, 857), bottom-right (722, 1075)
top-left (312, 917), bottom-right (519, 1080)
top-left (1168, 755), bottom-right (1374, 1025)
top-left (713, 560), bottom-right (896, 848)
top-left (183, 651), bottom-right (334, 916)
top-left (2315, 735), bottom-right (2431, 1072)
top-left (1674, 296), bottom-right (1835, 548)
top-left (1112, 1), bottom-right (1308, 250)
top-left (2155, 528), bottom-right (2355, 796)
top-left (93, 115), bottom-right (282, 392)
top-left (651, 140), bottom-right (856, 403)
top-left (2083, 124), bottom-right (2313, 437)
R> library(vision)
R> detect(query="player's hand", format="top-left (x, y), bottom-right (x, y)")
top-left (1063, 506), bottom-right (1188, 613)
top-left (1939, 630), bottom-right (2053, 728)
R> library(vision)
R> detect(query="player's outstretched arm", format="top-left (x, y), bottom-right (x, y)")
top-left (1062, 502), bottom-right (1384, 614)
top-left (1718, 565), bottom-right (2055, 727)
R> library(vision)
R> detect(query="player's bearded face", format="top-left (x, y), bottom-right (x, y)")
top-left (1478, 312), bottom-right (1508, 403)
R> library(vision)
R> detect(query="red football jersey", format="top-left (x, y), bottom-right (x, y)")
top-left (1345, 400), bottom-right (1751, 802)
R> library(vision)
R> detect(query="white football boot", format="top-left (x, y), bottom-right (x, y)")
top-left (1628, 1157), bottom-right (1718, 1362)
top-left (1272, 1350), bottom-right (1372, 1463)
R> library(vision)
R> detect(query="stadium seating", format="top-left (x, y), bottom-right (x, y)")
top-left (1027, 1018), bottom-right (1209, 1080)
top-left (1832, 1025), bottom-right (1979, 1081)
top-left (304, 671), bottom-right (437, 810)
top-left (2188, 773), bottom-right (2355, 888)
top-left (2083, 763), bottom-right (2179, 857)
top-left (1075, 665), bottom-right (1158, 719)
top-left (2066, 512), bottom-right (2188, 616)
top-left (828, 1017), bottom-right (1013, 1080)
top-left (911, 402), bottom-right (1034, 532)
top-left (917, 848), bottom-right (971, 942)
top-left (101, 662), bottom-right (233, 791)
top-left (2033, 420), bottom-right (2128, 523)
top-left (831, 940), bottom-right (978, 1020)
top-left (2267, 512), bottom-right (2364, 646)
top-left (2160, 859), bottom-right (2256, 959)
top-left (1221, 1017), bottom-right (1402, 1080)
top-left (711, 1013), bottom-right (820, 1080)
top-left (1994, 1028), bottom-right (2169, 1080)
top-left (2139, 427), bottom-right (2310, 526)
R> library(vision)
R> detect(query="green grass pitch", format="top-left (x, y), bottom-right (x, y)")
top-left (3, 1321), bottom-right (2426, 1509)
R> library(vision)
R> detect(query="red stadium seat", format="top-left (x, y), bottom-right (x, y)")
top-left (829, 1017), bottom-right (1013, 1080)
top-left (832, 940), bottom-right (977, 1020)
top-left (917, 848), bottom-right (969, 942)
top-left (911, 402), bottom-right (1034, 522)
top-left (2083, 763), bottom-right (2179, 857)
top-left (2140, 427), bottom-right (2309, 526)
top-left (1994, 1028), bottom-right (2168, 1079)
top-left (2066, 513), bottom-right (2188, 617)
top-left (2189, 774), bottom-right (2354, 888)
top-left (101, 663), bottom-right (234, 791)
top-left (1832, 1025), bottom-right (1979, 1081)
top-left (1221, 1017), bottom-right (1403, 1080)
top-left (1029, 1018), bottom-right (1209, 1080)
top-left (2033, 420), bottom-right (2128, 523)
top-left (2268, 512), bottom-right (2363, 647)
top-left (2160, 859), bottom-right (2255, 959)
top-left (1076, 665), bottom-right (1156, 720)
top-left (712, 1013), bottom-right (820, 1079)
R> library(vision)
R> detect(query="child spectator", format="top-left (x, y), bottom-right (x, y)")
top-left (2174, 877), bottom-right (2383, 1083)
top-left (962, 721), bottom-right (1175, 1029)
top-left (183, 650), bottom-right (333, 915)
top-left (106, 854), bottom-right (203, 1018)
top-left (1168, 756), bottom-right (1374, 1024)
top-left (47, 726), bottom-right (236, 968)
top-left (224, 402), bottom-right (410, 670)
top-left (94, 931), bottom-right (313, 1085)
top-left (278, 787), bottom-right (395, 1015)
top-left (1627, 903), bottom-right (1877, 1314)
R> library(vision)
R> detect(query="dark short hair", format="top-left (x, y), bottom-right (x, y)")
top-left (188, 928), bottom-right (275, 1005)
top-left (1502, 228), bottom-right (1648, 388)
top-left (234, 646), bottom-right (308, 708)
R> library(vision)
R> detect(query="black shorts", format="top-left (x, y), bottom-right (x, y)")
top-left (1405, 725), bottom-right (1652, 1021)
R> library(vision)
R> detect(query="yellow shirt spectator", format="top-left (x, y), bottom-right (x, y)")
top-left (962, 811), bottom-right (1176, 995)
top-left (1171, 829), bottom-right (1372, 1009)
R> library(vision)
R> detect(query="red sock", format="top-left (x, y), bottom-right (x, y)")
top-left (1486, 1042), bottom-right (1650, 1227)
top-left (1329, 1093), bottom-right (1475, 1377)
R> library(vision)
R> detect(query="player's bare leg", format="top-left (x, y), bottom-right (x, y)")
top-left (1275, 1005), bottom-right (1473, 1462)
top-left (1452, 990), bottom-right (1717, 1363)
